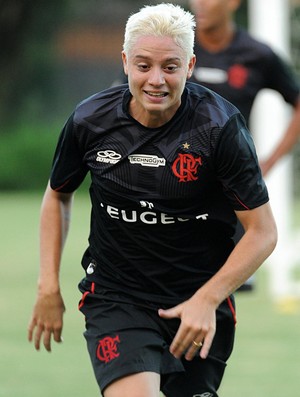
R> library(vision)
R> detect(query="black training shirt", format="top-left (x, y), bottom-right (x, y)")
top-left (50, 82), bottom-right (268, 305)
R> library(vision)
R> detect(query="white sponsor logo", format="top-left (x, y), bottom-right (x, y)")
top-left (96, 150), bottom-right (121, 164)
top-left (86, 262), bottom-right (96, 274)
top-left (193, 66), bottom-right (227, 84)
top-left (193, 393), bottom-right (213, 397)
top-left (196, 213), bottom-right (209, 220)
top-left (101, 203), bottom-right (208, 225)
top-left (128, 154), bottom-right (166, 167)
top-left (140, 201), bottom-right (154, 209)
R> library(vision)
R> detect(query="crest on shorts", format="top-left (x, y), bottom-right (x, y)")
top-left (96, 335), bottom-right (120, 363)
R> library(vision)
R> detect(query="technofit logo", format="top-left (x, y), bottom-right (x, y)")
top-left (128, 154), bottom-right (166, 167)
top-left (96, 150), bottom-right (121, 164)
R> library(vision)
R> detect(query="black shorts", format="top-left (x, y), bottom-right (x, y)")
top-left (78, 279), bottom-right (236, 397)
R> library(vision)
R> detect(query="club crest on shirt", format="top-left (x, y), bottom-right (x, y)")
top-left (228, 64), bottom-right (249, 89)
top-left (172, 153), bottom-right (202, 182)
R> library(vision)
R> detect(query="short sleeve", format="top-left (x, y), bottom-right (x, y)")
top-left (213, 114), bottom-right (269, 210)
top-left (264, 50), bottom-right (300, 106)
top-left (50, 114), bottom-right (88, 192)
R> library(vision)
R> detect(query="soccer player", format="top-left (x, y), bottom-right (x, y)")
top-left (28, 3), bottom-right (277, 397)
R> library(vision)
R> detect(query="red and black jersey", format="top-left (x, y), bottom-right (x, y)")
top-left (190, 29), bottom-right (300, 124)
top-left (50, 82), bottom-right (268, 305)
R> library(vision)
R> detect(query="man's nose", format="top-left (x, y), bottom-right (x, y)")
top-left (148, 67), bottom-right (165, 85)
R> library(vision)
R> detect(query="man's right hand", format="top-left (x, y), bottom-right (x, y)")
top-left (28, 291), bottom-right (65, 352)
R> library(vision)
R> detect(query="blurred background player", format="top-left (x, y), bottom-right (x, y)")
top-left (188, 0), bottom-right (300, 172)
top-left (187, 0), bottom-right (300, 292)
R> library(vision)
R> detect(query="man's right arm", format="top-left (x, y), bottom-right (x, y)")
top-left (28, 182), bottom-right (74, 352)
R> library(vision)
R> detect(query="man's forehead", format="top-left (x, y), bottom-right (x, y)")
top-left (128, 36), bottom-right (186, 61)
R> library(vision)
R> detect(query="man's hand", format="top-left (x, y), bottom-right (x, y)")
top-left (158, 294), bottom-right (216, 361)
top-left (28, 291), bottom-right (65, 352)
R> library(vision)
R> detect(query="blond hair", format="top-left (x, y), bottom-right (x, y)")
top-left (123, 3), bottom-right (195, 61)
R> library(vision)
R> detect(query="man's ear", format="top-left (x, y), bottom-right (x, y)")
top-left (122, 51), bottom-right (128, 75)
top-left (187, 55), bottom-right (196, 79)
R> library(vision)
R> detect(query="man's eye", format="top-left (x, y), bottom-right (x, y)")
top-left (137, 64), bottom-right (149, 71)
top-left (165, 65), bottom-right (178, 72)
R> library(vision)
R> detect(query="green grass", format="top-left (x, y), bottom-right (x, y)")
top-left (1, 192), bottom-right (300, 397)
top-left (0, 126), bottom-right (59, 191)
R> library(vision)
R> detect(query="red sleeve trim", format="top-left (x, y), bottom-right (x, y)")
top-left (232, 192), bottom-right (250, 210)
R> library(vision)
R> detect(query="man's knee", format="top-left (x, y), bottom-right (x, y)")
top-left (103, 371), bottom-right (160, 397)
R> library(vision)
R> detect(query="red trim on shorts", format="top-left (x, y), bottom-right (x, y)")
top-left (78, 282), bottom-right (95, 309)
top-left (227, 296), bottom-right (237, 325)
top-left (53, 179), bottom-right (71, 192)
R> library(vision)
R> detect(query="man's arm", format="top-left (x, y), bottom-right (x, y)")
top-left (28, 182), bottom-right (74, 352)
top-left (159, 202), bottom-right (277, 360)
top-left (260, 97), bottom-right (300, 176)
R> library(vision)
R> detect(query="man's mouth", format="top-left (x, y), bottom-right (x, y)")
top-left (145, 91), bottom-right (168, 97)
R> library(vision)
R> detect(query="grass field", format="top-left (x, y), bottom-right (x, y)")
top-left (1, 192), bottom-right (300, 397)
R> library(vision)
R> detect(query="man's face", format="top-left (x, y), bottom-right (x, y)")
top-left (189, 0), bottom-right (240, 31)
top-left (122, 35), bottom-right (195, 127)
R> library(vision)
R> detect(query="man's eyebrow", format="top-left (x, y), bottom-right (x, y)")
top-left (134, 55), bottom-right (182, 62)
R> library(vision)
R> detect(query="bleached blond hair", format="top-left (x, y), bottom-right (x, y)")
top-left (123, 3), bottom-right (196, 61)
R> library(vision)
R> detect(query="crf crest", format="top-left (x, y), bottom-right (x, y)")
top-left (172, 153), bottom-right (202, 182)
top-left (228, 64), bottom-right (249, 89)
top-left (96, 335), bottom-right (120, 363)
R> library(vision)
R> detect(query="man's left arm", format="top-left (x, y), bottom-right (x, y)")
top-left (159, 202), bottom-right (277, 360)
